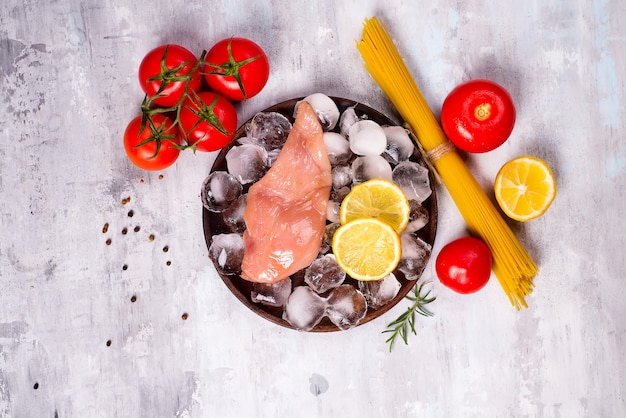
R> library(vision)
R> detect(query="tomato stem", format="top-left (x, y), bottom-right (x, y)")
top-left (138, 44), bottom-right (243, 153)
top-left (134, 114), bottom-right (178, 160)
top-left (474, 103), bottom-right (492, 121)
top-left (184, 90), bottom-right (230, 140)
top-left (202, 38), bottom-right (261, 100)
top-left (140, 49), bottom-right (209, 149)
top-left (147, 45), bottom-right (200, 97)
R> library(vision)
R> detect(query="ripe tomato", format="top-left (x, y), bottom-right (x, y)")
top-left (435, 236), bottom-right (492, 294)
top-left (123, 114), bottom-right (180, 170)
top-left (179, 91), bottom-right (238, 152)
top-left (138, 44), bottom-right (202, 108)
top-left (440, 79), bottom-right (516, 153)
top-left (203, 38), bottom-right (270, 101)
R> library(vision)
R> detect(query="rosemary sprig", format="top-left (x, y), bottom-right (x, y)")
top-left (383, 281), bottom-right (436, 352)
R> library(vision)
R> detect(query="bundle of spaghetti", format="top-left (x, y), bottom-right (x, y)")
top-left (357, 17), bottom-right (537, 309)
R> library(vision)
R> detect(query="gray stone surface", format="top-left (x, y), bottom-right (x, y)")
top-left (1, 1), bottom-right (625, 417)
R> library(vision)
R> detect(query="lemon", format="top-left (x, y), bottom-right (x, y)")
top-left (339, 178), bottom-right (410, 233)
top-left (494, 155), bottom-right (557, 222)
top-left (332, 218), bottom-right (402, 281)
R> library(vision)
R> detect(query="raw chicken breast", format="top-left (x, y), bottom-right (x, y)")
top-left (241, 102), bottom-right (332, 283)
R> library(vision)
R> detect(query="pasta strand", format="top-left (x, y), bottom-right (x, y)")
top-left (357, 17), bottom-right (538, 309)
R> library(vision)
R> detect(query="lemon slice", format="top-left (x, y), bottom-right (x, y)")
top-left (332, 218), bottom-right (402, 281)
top-left (339, 178), bottom-right (410, 233)
top-left (494, 156), bottom-right (557, 222)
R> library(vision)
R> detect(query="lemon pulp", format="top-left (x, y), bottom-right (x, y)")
top-left (332, 218), bottom-right (402, 281)
top-left (494, 155), bottom-right (556, 222)
top-left (339, 178), bottom-right (410, 233)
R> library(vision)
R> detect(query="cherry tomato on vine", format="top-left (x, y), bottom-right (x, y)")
top-left (440, 79), bottom-right (516, 153)
top-left (123, 114), bottom-right (180, 170)
top-left (435, 236), bottom-right (492, 294)
top-left (138, 44), bottom-right (202, 108)
top-left (179, 91), bottom-right (238, 152)
top-left (203, 38), bottom-right (270, 101)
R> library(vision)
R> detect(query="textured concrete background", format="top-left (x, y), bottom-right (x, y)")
top-left (1, 0), bottom-right (625, 417)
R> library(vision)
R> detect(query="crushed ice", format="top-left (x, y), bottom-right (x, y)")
top-left (283, 286), bottom-right (328, 331)
top-left (352, 155), bottom-right (393, 183)
top-left (304, 254), bottom-right (346, 294)
top-left (358, 273), bottom-right (401, 310)
top-left (297, 93), bottom-right (340, 131)
top-left (392, 161), bottom-right (432, 203)
top-left (383, 126), bottom-right (414, 164)
top-left (209, 233), bottom-right (245, 275)
top-left (201, 171), bottom-right (242, 212)
top-left (398, 234), bottom-right (432, 280)
top-left (348, 119), bottom-right (387, 156)
top-left (225, 143), bottom-right (269, 184)
top-left (325, 285), bottom-right (368, 330)
top-left (246, 111), bottom-right (292, 150)
top-left (251, 278), bottom-right (292, 307)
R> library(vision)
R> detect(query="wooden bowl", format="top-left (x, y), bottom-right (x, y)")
top-left (202, 97), bottom-right (438, 332)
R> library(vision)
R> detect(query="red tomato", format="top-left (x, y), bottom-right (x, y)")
top-left (179, 91), bottom-right (238, 152)
top-left (435, 237), bottom-right (492, 294)
top-left (440, 79), bottom-right (516, 153)
top-left (203, 38), bottom-right (270, 101)
top-left (123, 114), bottom-right (180, 170)
top-left (138, 44), bottom-right (202, 108)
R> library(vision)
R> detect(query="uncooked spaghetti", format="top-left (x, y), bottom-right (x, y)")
top-left (357, 17), bottom-right (537, 308)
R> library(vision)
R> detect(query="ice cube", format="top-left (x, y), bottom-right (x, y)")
top-left (358, 273), bottom-right (401, 310)
top-left (208, 233), bottom-right (245, 275)
top-left (201, 171), bottom-right (243, 212)
top-left (251, 277), bottom-right (292, 307)
top-left (348, 120), bottom-right (387, 156)
top-left (327, 183), bottom-right (351, 223)
top-left (331, 164), bottom-right (352, 190)
top-left (266, 148), bottom-right (281, 167)
top-left (339, 106), bottom-right (360, 137)
top-left (331, 186), bottom-right (351, 202)
top-left (283, 286), bottom-right (328, 331)
top-left (397, 234), bottom-right (432, 280)
top-left (246, 111), bottom-right (292, 150)
top-left (383, 126), bottom-right (415, 164)
top-left (327, 200), bottom-right (340, 223)
top-left (220, 194), bottom-right (248, 234)
top-left (327, 184), bottom-right (350, 223)
top-left (404, 199), bottom-right (430, 234)
top-left (296, 93), bottom-right (340, 131)
top-left (325, 284), bottom-right (368, 330)
top-left (225, 143), bottom-right (269, 185)
top-left (323, 132), bottom-right (353, 166)
top-left (318, 241), bottom-right (331, 256)
top-left (352, 155), bottom-right (393, 183)
top-left (236, 135), bottom-right (262, 147)
top-left (323, 222), bottom-right (341, 247)
top-left (304, 254), bottom-right (346, 294)
top-left (392, 161), bottom-right (432, 203)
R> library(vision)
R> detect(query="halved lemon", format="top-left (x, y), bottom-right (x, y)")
top-left (494, 155), bottom-right (557, 222)
top-left (339, 178), bottom-right (410, 233)
top-left (332, 218), bottom-right (402, 281)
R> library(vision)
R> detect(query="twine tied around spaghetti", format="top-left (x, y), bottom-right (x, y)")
top-left (403, 123), bottom-right (456, 183)
top-left (426, 140), bottom-right (456, 163)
